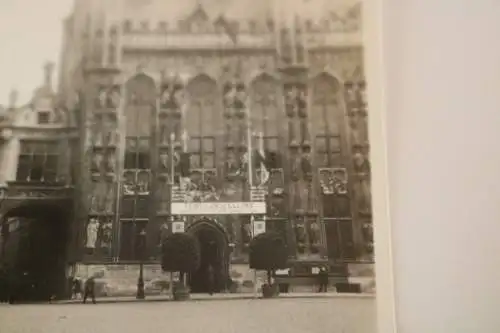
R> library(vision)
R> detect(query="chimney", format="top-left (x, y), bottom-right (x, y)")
top-left (9, 89), bottom-right (18, 109)
top-left (44, 61), bottom-right (55, 88)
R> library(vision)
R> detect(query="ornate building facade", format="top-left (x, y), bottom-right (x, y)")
top-left (0, 0), bottom-right (372, 294)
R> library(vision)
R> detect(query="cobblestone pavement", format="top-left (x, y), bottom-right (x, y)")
top-left (0, 297), bottom-right (376, 333)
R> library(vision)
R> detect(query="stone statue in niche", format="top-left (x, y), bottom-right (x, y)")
top-left (99, 219), bottom-right (113, 251)
top-left (353, 151), bottom-right (370, 174)
top-left (354, 176), bottom-right (371, 215)
top-left (288, 120), bottom-right (298, 145)
top-left (285, 86), bottom-right (307, 117)
top-left (290, 152), bottom-right (302, 181)
top-left (105, 126), bottom-right (119, 146)
top-left (225, 150), bottom-right (240, 178)
top-left (97, 87), bottom-right (107, 108)
top-left (88, 180), bottom-right (99, 212)
top-left (294, 221), bottom-right (307, 253)
top-left (93, 126), bottom-right (104, 147)
top-left (345, 83), bottom-right (357, 105)
top-left (105, 153), bottom-right (116, 173)
top-left (362, 222), bottom-right (373, 243)
top-left (300, 119), bottom-right (310, 144)
top-left (159, 153), bottom-right (169, 171)
top-left (104, 183), bottom-right (115, 213)
top-left (358, 82), bottom-right (367, 106)
top-left (301, 152), bottom-right (313, 181)
top-left (85, 218), bottom-right (100, 249)
top-left (107, 86), bottom-right (121, 108)
top-left (159, 124), bottom-right (170, 145)
top-left (308, 220), bottom-right (321, 251)
top-left (348, 117), bottom-right (363, 146)
top-left (91, 152), bottom-right (103, 173)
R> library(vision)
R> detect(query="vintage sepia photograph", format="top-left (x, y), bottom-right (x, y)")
top-left (0, 0), bottom-right (379, 332)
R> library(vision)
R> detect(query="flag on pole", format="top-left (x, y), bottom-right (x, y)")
top-left (256, 132), bottom-right (270, 186)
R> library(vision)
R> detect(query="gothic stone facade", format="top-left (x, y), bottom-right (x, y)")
top-left (1, 0), bottom-right (372, 267)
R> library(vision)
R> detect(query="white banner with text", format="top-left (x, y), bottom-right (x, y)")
top-left (171, 201), bottom-right (266, 215)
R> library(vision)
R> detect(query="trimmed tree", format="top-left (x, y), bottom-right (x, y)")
top-left (161, 233), bottom-right (201, 300)
top-left (249, 231), bottom-right (288, 297)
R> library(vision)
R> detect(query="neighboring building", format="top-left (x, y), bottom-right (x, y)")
top-left (0, 0), bottom-right (372, 297)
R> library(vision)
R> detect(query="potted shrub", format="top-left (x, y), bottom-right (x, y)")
top-left (249, 231), bottom-right (288, 298)
top-left (161, 233), bottom-right (200, 301)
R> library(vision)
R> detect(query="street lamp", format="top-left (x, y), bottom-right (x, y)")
top-left (136, 228), bottom-right (146, 299)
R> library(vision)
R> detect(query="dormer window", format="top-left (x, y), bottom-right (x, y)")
top-left (37, 111), bottom-right (50, 125)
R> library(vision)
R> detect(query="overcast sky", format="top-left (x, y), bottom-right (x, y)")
top-left (0, 0), bottom-right (73, 106)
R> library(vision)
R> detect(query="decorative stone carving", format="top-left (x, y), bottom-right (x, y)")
top-left (183, 169), bottom-right (219, 202)
top-left (99, 218), bottom-right (113, 251)
top-left (223, 79), bottom-right (246, 114)
top-left (107, 85), bottom-right (121, 108)
top-left (160, 79), bottom-right (184, 109)
top-left (91, 152), bottom-right (103, 173)
top-left (319, 168), bottom-right (348, 195)
top-left (123, 170), bottom-right (136, 195)
top-left (137, 171), bottom-right (150, 195)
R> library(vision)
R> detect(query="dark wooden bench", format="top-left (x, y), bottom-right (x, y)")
top-left (272, 261), bottom-right (361, 293)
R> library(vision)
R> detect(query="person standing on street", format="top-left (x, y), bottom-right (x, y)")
top-left (83, 276), bottom-right (96, 304)
top-left (317, 266), bottom-right (329, 293)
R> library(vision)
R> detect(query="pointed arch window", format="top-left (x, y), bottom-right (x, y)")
top-left (311, 73), bottom-right (343, 167)
top-left (119, 74), bottom-right (156, 261)
top-left (185, 75), bottom-right (218, 171)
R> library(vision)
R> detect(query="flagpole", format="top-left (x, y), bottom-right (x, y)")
top-left (245, 94), bottom-right (258, 298)
top-left (169, 131), bottom-right (175, 299)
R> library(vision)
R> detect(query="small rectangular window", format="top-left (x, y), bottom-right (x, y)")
top-left (37, 112), bottom-right (50, 125)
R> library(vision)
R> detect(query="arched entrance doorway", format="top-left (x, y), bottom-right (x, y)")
top-left (0, 202), bottom-right (70, 301)
top-left (186, 219), bottom-right (229, 293)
